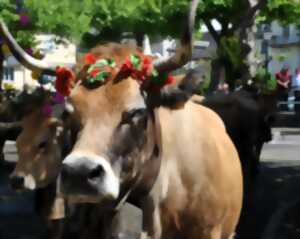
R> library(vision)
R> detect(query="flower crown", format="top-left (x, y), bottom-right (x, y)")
top-left (39, 52), bottom-right (175, 118)
top-left (54, 52), bottom-right (175, 97)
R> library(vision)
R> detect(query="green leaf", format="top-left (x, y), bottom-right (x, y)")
top-left (130, 55), bottom-right (141, 69)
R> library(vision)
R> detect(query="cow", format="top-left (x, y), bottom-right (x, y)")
top-left (60, 48), bottom-right (243, 239)
top-left (0, 34), bottom-right (140, 239)
top-left (0, 95), bottom-right (22, 164)
top-left (201, 89), bottom-right (274, 179)
top-left (1, 1), bottom-right (243, 238)
top-left (7, 91), bottom-right (142, 239)
top-left (172, 70), bottom-right (274, 178)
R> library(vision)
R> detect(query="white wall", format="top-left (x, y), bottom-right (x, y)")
top-left (2, 34), bottom-right (76, 90)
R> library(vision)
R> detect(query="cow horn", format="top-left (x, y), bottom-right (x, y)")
top-left (153, 0), bottom-right (199, 74)
top-left (0, 20), bottom-right (56, 76)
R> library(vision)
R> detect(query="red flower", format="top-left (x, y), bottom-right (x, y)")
top-left (84, 53), bottom-right (96, 65)
top-left (141, 56), bottom-right (152, 76)
top-left (165, 75), bottom-right (175, 85)
top-left (55, 67), bottom-right (75, 96)
top-left (120, 57), bottom-right (133, 73)
top-left (90, 68), bottom-right (100, 78)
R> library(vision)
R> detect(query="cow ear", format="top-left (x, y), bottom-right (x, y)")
top-left (145, 70), bottom-right (197, 109)
top-left (264, 114), bottom-right (276, 125)
top-left (159, 88), bottom-right (192, 109)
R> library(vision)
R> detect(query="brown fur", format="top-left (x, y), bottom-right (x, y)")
top-left (66, 43), bottom-right (243, 239)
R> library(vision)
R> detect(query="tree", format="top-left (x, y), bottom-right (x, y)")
top-left (80, 0), bottom-right (300, 91)
top-left (198, 0), bottom-right (300, 91)
top-left (3, 0), bottom-right (300, 92)
top-left (0, 0), bottom-right (94, 88)
top-left (81, 0), bottom-right (193, 48)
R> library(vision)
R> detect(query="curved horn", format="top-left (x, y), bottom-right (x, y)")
top-left (0, 20), bottom-right (56, 76)
top-left (153, 0), bottom-right (199, 74)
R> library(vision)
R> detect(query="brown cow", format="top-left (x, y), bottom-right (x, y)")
top-left (0, 38), bottom-right (140, 239)
top-left (58, 44), bottom-right (242, 239)
top-left (0, 1), bottom-right (243, 238)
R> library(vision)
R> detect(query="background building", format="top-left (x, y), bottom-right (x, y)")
top-left (2, 34), bottom-right (76, 90)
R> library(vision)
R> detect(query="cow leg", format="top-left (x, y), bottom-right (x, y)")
top-left (253, 141), bottom-right (264, 175)
top-left (140, 197), bottom-right (162, 239)
top-left (45, 219), bottom-right (64, 239)
top-left (0, 139), bottom-right (5, 164)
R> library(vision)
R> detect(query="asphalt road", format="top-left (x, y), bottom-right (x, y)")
top-left (237, 128), bottom-right (300, 239)
top-left (1, 128), bottom-right (300, 239)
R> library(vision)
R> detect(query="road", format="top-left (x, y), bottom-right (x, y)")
top-left (1, 128), bottom-right (300, 239)
top-left (0, 142), bottom-right (43, 239)
top-left (237, 128), bottom-right (300, 239)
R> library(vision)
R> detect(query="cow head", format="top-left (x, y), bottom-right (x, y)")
top-left (0, 20), bottom-right (74, 191)
top-left (0, 0), bottom-right (199, 202)
top-left (59, 0), bottom-right (199, 204)
top-left (9, 93), bottom-right (73, 191)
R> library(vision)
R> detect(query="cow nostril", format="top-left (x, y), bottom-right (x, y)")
top-left (88, 165), bottom-right (105, 180)
top-left (10, 175), bottom-right (24, 190)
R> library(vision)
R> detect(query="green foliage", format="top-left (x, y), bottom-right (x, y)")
top-left (82, 0), bottom-right (195, 47)
top-left (24, 0), bottom-right (93, 42)
top-left (0, 1), bottom-right (31, 47)
top-left (254, 67), bottom-right (277, 94)
top-left (0, 1), bottom-right (19, 23)
top-left (196, 75), bottom-right (210, 95)
top-left (260, 0), bottom-right (300, 25)
top-left (218, 36), bottom-right (243, 70)
top-left (0, 0), bottom-right (94, 49)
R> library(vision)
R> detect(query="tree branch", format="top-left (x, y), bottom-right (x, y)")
top-left (233, 0), bottom-right (268, 31)
top-left (203, 18), bottom-right (221, 44)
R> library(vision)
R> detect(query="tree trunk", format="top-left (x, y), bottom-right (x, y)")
top-left (207, 58), bottom-right (223, 94)
top-left (135, 32), bottom-right (145, 48)
top-left (0, 45), bottom-right (4, 90)
top-left (237, 25), bottom-right (256, 85)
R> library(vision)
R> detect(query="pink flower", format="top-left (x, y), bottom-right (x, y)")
top-left (53, 92), bottom-right (65, 104)
top-left (42, 104), bottom-right (53, 118)
top-left (19, 14), bottom-right (30, 26)
top-left (25, 48), bottom-right (33, 55)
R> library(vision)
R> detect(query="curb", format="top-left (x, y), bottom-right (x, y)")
top-left (261, 197), bottom-right (300, 239)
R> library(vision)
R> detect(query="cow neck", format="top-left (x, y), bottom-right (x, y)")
top-left (114, 108), bottom-right (162, 211)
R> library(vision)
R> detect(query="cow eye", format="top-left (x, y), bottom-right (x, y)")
top-left (37, 140), bottom-right (48, 149)
top-left (121, 108), bottom-right (147, 125)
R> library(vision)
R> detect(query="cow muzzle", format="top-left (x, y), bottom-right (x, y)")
top-left (59, 153), bottom-right (120, 203)
top-left (9, 173), bottom-right (36, 191)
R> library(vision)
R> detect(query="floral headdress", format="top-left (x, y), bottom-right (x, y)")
top-left (81, 53), bottom-right (175, 91)
top-left (41, 52), bottom-right (175, 118)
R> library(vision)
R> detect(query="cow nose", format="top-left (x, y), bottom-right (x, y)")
top-left (88, 165), bottom-right (105, 180)
top-left (60, 154), bottom-right (120, 200)
top-left (10, 175), bottom-right (24, 190)
top-left (60, 163), bottom-right (78, 183)
top-left (60, 161), bottom-right (105, 182)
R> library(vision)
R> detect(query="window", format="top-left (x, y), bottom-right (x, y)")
top-left (263, 23), bottom-right (271, 32)
top-left (283, 26), bottom-right (290, 37)
top-left (2, 67), bottom-right (14, 81)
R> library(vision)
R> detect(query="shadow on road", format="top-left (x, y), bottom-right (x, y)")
top-left (237, 161), bottom-right (300, 239)
top-left (0, 162), bottom-right (46, 239)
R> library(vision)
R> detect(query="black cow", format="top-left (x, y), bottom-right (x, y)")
top-left (201, 89), bottom-right (274, 179)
